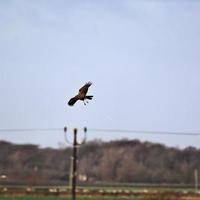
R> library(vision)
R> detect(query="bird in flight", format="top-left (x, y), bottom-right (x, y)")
top-left (68, 82), bottom-right (93, 106)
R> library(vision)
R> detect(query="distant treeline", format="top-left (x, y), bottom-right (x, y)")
top-left (0, 139), bottom-right (199, 184)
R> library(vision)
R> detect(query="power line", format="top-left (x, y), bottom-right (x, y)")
top-left (0, 128), bottom-right (62, 132)
top-left (0, 127), bottom-right (199, 136)
top-left (88, 128), bottom-right (200, 136)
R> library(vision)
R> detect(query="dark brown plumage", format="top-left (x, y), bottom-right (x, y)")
top-left (68, 82), bottom-right (93, 106)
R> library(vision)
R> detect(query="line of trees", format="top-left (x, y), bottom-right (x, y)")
top-left (0, 139), bottom-right (199, 184)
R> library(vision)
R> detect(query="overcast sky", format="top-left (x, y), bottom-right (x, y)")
top-left (1, 0), bottom-right (200, 148)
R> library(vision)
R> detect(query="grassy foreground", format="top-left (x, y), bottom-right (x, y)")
top-left (0, 197), bottom-right (141, 200)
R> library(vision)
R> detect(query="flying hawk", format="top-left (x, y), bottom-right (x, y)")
top-left (68, 82), bottom-right (93, 106)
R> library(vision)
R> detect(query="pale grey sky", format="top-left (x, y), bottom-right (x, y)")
top-left (1, 0), bottom-right (200, 148)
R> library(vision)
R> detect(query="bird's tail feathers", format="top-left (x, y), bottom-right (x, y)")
top-left (86, 95), bottom-right (93, 100)
top-left (68, 97), bottom-right (78, 106)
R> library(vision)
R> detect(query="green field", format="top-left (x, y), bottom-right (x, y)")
top-left (0, 185), bottom-right (199, 200)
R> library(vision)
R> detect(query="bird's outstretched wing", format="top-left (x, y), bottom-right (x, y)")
top-left (79, 82), bottom-right (92, 95)
top-left (68, 96), bottom-right (78, 106)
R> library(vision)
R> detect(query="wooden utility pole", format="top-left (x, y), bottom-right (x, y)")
top-left (72, 128), bottom-right (77, 200)
top-left (64, 127), bottom-right (87, 200)
top-left (69, 156), bottom-right (73, 187)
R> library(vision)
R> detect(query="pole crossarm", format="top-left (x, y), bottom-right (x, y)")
top-left (64, 127), bottom-right (87, 145)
